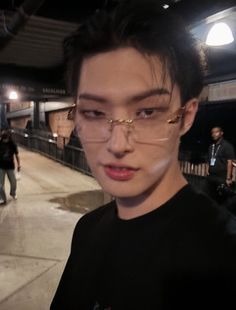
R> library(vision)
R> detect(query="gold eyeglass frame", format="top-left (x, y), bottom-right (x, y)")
top-left (106, 106), bottom-right (186, 128)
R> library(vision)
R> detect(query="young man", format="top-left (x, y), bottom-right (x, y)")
top-left (0, 129), bottom-right (20, 204)
top-left (206, 126), bottom-right (235, 204)
top-left (51, 2), bottom-right (236, 309)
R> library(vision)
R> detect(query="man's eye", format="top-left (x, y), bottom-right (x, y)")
top-left (79, 109), bottom-right (106, 119)
top-left (136, 108), bottom-right (158, 119)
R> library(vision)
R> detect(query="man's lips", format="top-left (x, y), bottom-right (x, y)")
top-left (103, 164), bottom-right (139, 181)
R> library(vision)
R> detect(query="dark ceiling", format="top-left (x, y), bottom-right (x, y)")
top-left (0, 0), bottom-right (236, 92)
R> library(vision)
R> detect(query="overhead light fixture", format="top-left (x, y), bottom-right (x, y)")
top-left (8, 91), bottom-right (18, 100)
top-left (206, 22), bottom-right (234, 46)
top-left (162, 4), bottom-right (169, 9)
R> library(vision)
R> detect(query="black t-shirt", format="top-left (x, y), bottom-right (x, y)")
top-left (51, 185), bottom-right (236, 310)
top-left (0, 140), bottom-right (18, 169)
top-left (208, 138), bottom-right (235, 179)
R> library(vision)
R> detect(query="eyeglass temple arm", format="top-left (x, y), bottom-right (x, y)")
top-left (167, 106), bottom-right (186, 124)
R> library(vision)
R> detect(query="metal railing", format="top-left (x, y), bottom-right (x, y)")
top-left (179, 159), bottom-right (208, 192)
top-left (12, 129), bottom-right (91, 176)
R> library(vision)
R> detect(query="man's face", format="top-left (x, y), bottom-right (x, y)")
top-left (211, 128), bottom-right (223, 142)
top-left (76, 48), bottom-right (194, 199)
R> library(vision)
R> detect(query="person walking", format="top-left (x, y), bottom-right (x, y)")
top-left (0, 129), bottom-right (21, 204)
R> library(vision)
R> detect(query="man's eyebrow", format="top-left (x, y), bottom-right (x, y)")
top-left (78, 93), bottom-right (108, 103)
top-left (132, 88), bottom-right (171, 101)
top-left (78, 88), bottom-right (170, 103)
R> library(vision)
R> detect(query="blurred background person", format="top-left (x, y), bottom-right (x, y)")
top-left (0, 129), bottom-right (21, 204)
top-left (205, 126), bottom-right (235, 204)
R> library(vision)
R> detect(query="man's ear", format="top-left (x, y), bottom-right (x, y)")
top-left (180, 98), bottom-right (199, 136)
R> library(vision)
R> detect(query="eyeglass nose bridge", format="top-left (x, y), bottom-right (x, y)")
top-left (107, 119), bottom-right (134, 131)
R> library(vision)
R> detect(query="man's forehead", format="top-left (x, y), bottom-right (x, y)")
top-left (81, 47), bottom-right (170, 81)
top-left (79, 47), bottom-right (175, 98)
top-left (211, 128), bottom-right (222, 133)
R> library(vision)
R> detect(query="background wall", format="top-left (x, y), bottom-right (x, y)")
top-left (48, 109), bottom-right (74, 138)
top-left (10, 116), bottom-right (31, 129)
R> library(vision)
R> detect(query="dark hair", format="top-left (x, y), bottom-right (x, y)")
top-left (211, 126), bottom-right (223, 132)
top-left (64, 1), bottom-right (206, 104)
top-left (1, 129), bottom-right (12, 141)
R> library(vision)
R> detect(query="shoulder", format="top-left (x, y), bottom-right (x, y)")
top-left (177, 186), bottom-right (236, 261)
top-left (176, 185), bottom-right (213, 208)
top-left (178, 185), bottom-right (236, 229)
top-left (221, 139), bottom-right (235, 156)
top-left (71, 200), bottom-right (116, 244)
top-left (222, 139), bottom-right (233, 148)
top-left (78, 199), bottom-right (116, 226)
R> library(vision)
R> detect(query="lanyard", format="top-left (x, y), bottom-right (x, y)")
top-left (211, 143), bottom-right (221, 159)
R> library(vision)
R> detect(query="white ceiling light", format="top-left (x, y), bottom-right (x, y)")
top-left (8, 91), bottom-right (18, 100)
top-left (162, 4), bottom-right (169, 9)
top-left (206, 22), bottom-right (234, 46)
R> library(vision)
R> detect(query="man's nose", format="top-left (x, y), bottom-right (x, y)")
top-left (106, 124), bottom-right (134, 156)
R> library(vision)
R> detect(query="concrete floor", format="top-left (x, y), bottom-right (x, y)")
top-left (0, 147), bottom-right (102, 310)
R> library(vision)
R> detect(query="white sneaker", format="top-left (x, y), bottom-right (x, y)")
top-left (0, 199), bottom-right (4, 204)
top-left (11, 195), bottom-right (17, 200)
